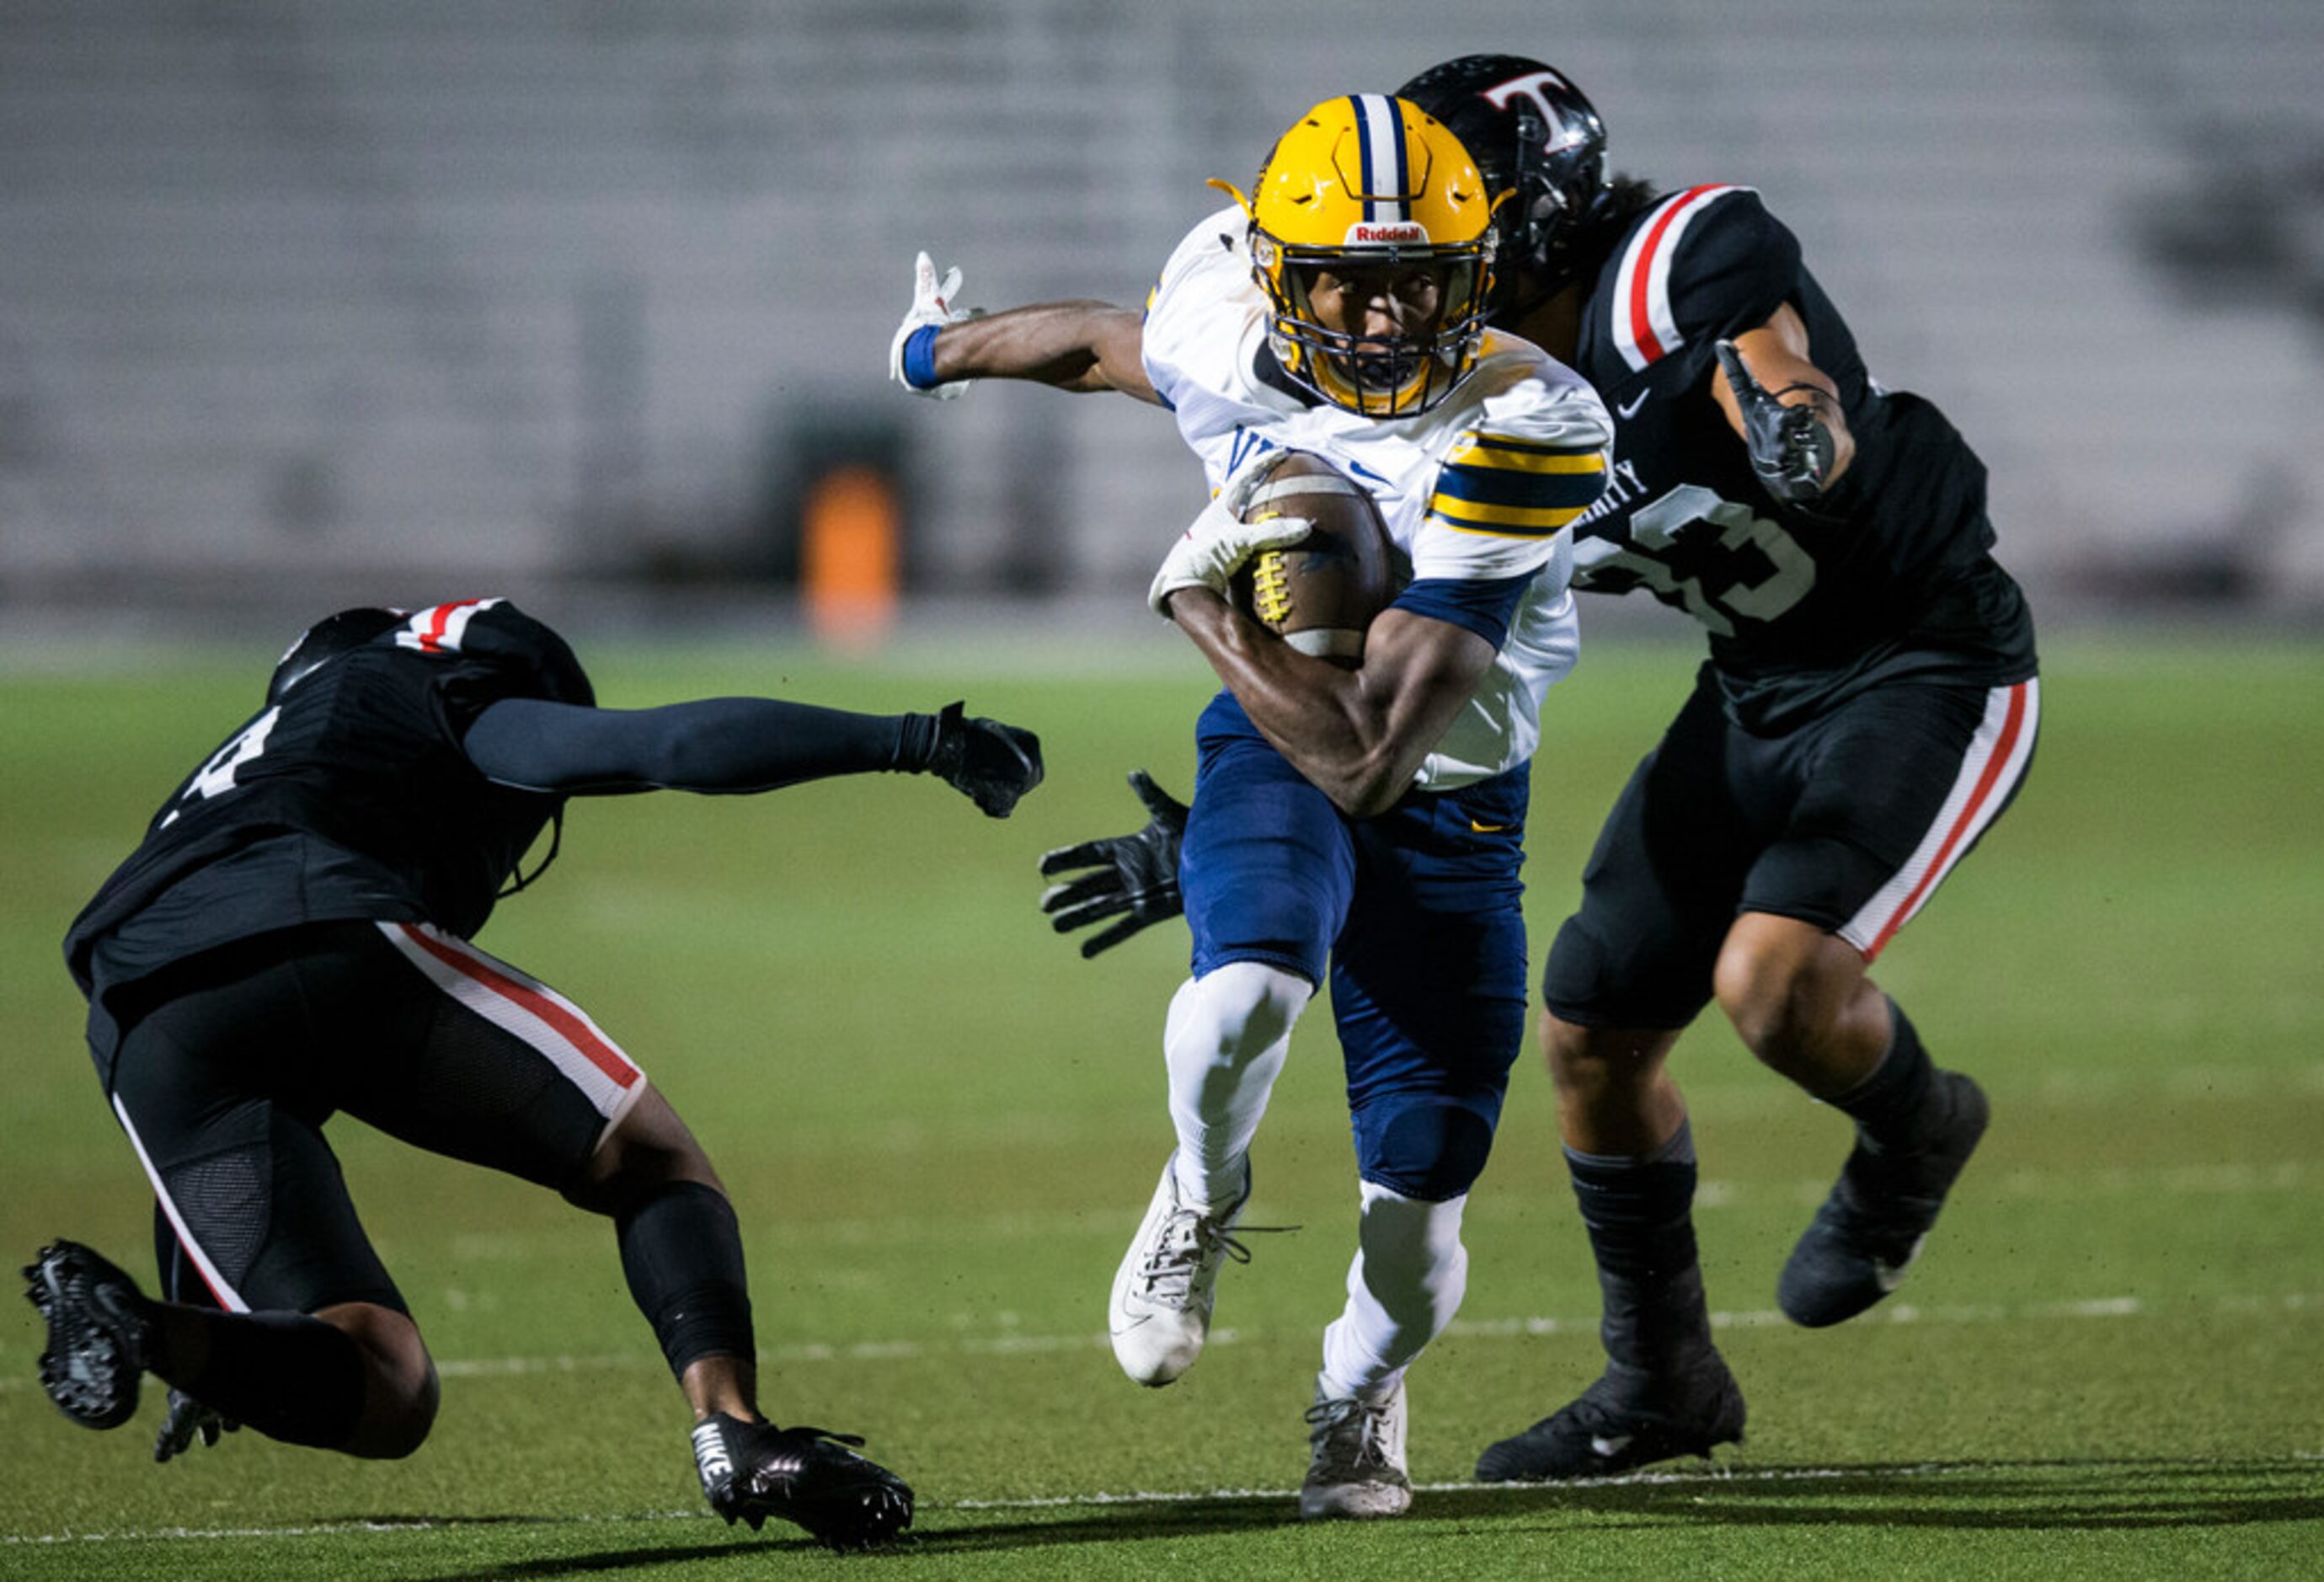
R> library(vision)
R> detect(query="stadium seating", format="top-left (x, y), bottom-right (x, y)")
top-left (0, 0), bottom-right (2317, 609)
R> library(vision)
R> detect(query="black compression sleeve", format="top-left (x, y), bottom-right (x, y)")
top-left (461, 696), bottom-right (938, 795)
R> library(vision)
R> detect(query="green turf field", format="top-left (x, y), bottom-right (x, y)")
top-left (3, 630), bottom-right (2319, 1579)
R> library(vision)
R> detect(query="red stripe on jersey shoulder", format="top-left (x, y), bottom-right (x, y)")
top-left (1620, 184), bottom-right (1744, 368)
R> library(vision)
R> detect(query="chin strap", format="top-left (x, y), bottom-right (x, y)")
top-left (494, 805), bottom-right (564, 901)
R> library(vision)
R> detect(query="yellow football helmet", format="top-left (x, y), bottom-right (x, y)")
top-left (1215, 94), bottom-right (1499, 418)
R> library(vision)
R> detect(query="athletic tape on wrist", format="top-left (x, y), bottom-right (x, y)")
top-left (901, 324), bottom-right (944, 389)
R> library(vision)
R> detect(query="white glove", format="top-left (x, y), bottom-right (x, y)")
top-left (890, 250), bottom-right (982, 399)
top-left (1148, 491), bottom-right (1311, 617)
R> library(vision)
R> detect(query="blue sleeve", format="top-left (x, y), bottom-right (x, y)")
top-left (1388, 573), bottom-right (1535, 651)
top-left (461, 697), bottom-right (931, 795)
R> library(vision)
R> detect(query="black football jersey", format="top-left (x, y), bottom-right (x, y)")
top-left (1566, 184), bottom-right (2036, 728)
top-left (66, 599), bottom-right (593, 1072)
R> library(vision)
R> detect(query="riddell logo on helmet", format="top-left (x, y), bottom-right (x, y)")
top-left (1347, 222), bottom-right (1429, 245)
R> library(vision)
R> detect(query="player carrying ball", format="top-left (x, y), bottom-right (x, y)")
top-left (893, 95), bottom-right (1612, 1517)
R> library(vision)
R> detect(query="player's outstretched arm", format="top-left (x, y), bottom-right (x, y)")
top-left (460, 696), bottom-right (1042, 817)
top-left (890, 251), bottom-right (1157, 401)
top-left (1037, 770), bottom-right (1189, 958)
top-left (1709, 304), bottom-right (1855, 500)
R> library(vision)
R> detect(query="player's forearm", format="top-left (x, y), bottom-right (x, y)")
top-left (462, 697), bottom-right (942, 795)
top-left (1717, 316), bottom-right (1857, 485)
top-left (932, 302), bottom-right (1156, 398)
top-left (1165, 594), bottom-right (1444, 819)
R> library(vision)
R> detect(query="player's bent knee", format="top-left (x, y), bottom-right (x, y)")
top-left (1173, 960), bottom-right (1312, 1069)
top-left (1714, 915), bottom-right (1861, 1059)
top-left (565, 1088), bottom-right (723, 1217)
top-left (1356, 1098), bottom-right (1498, 1201)
top-left (315, 1301), bottom-right (441, 1460)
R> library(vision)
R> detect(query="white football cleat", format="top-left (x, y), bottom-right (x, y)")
top-left (1300, 1373), bottom-right (1412, 1520)
top-left (1106, 1152), bottom-right (1250, 1387)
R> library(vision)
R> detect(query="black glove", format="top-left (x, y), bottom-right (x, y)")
top-left (1715, 339), bottom-right (1835, 505)
top-left (153, 1388), bottom-right (238, 1463)
top-left (927, 701), bottom-right (1042, 818)
top-left (1038, 770), bottom-right (1188, 958)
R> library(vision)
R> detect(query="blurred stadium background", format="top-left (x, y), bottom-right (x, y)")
top-left (3, 0), bottom-right (2322, 639)
top-left (5, 6), bottom-right (2323, 1571)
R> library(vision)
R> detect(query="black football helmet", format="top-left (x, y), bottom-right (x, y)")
top-left (1397, 55), bottom-right (1609, 311)
top-left (266, 607), bottom-right (405, 704)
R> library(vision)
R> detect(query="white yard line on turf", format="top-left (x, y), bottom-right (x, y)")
top-left (4, 1462), bottom-right (1999, 1545)
top-left (5, 1292), bottom-right (2315, 1403)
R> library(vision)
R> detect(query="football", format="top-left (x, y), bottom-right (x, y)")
top-left (1227, 450), bottom-right (1398, 665)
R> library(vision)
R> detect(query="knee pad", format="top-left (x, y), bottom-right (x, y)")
top-left (1354, 1094), bottom-right (1499, 1201)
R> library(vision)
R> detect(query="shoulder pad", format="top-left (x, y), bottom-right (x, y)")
top-left (1607, 185), bottom-right (1799, 373)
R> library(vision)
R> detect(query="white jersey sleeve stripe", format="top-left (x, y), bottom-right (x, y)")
top-left (1611, 184), bottom-right (1745, 374)
top-left (1841, 679), bottom-right (2040, 959)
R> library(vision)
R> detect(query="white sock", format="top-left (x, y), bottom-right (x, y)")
top-left (1319, 1181), bottom-right (1470, 1398)
top-left (1162, 961), bottom-right (1312, 1210)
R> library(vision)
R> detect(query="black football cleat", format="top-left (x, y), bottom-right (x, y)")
top-left (1475, 1357), bottom-right (1745, 1482)
top-left (1779, 1071), bottom-right (1990, 1328)
top-left (24, 1240), bottom-right (158, 1432)
top-left (692, 1412), bottom-right (914, 1551)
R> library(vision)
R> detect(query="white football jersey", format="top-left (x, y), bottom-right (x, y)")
top-left (1141, 207), bottom-right (1615, 789)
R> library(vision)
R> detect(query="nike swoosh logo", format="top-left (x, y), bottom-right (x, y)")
top-left (1616, 391), bottom-right (1649, 420)
top-left (1470, 820), bottom-right (1515, 834)
top-left (1589, 1434), bottom-right (1634, 1458)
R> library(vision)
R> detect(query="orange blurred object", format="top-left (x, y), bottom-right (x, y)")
top-left (802, 464), bottom-right (900, 647)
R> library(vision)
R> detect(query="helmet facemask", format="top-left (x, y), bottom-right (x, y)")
top-left (1225, 94), bottom-right (1499, 419)
top-left (1257, 232), bottom-right (1493, 418)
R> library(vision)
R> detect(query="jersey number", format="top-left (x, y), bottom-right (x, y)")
top-left (186, 708), bottom-right (280, 802)
top-left (1576, 484), bottom-right (1815, 636)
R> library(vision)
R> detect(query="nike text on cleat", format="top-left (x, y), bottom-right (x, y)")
top-left (1107, 1152), bottom-right (1256, 1387)
top-left (1301, 1375), bottom-right (1412, 1520)
top-left (23, 1240), bottom-right (157, 1432)
top-left (1778, 1071), bottom-right (1990, 1328)
top-left (1475, 1356), bottom-right (1745, 1482)
top-left (690, 1411), bottom-right (914, 1551)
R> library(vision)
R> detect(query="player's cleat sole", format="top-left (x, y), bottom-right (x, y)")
top-left (1301, 1375), bottom-right (1411, 1520)
top-left (23, 1240), bottom-right (157, 1432)
top-left (692, 1412), bottom-right (914, 1551)
top-left (1474, 1357), bottom-right (1745, 1483)
top-left (1107, 1152), bottom-right (1252, 1387)
top-left (1778, 1071), bottom-right (1990, 1328)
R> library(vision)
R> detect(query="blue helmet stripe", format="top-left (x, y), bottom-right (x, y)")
top-left (1347, 94), bottom-right (1412, 223)
top-left (1348, 94), bottom-right (1378, 221)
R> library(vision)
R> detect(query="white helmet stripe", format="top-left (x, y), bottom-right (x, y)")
top-left (1349, 94), bottom-right (1410, 222)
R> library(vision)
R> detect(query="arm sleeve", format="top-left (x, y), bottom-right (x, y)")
top-left (1390, 573), bottom-right (1536, 651)
top-left (460, 697), bottom-right (937, 796)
